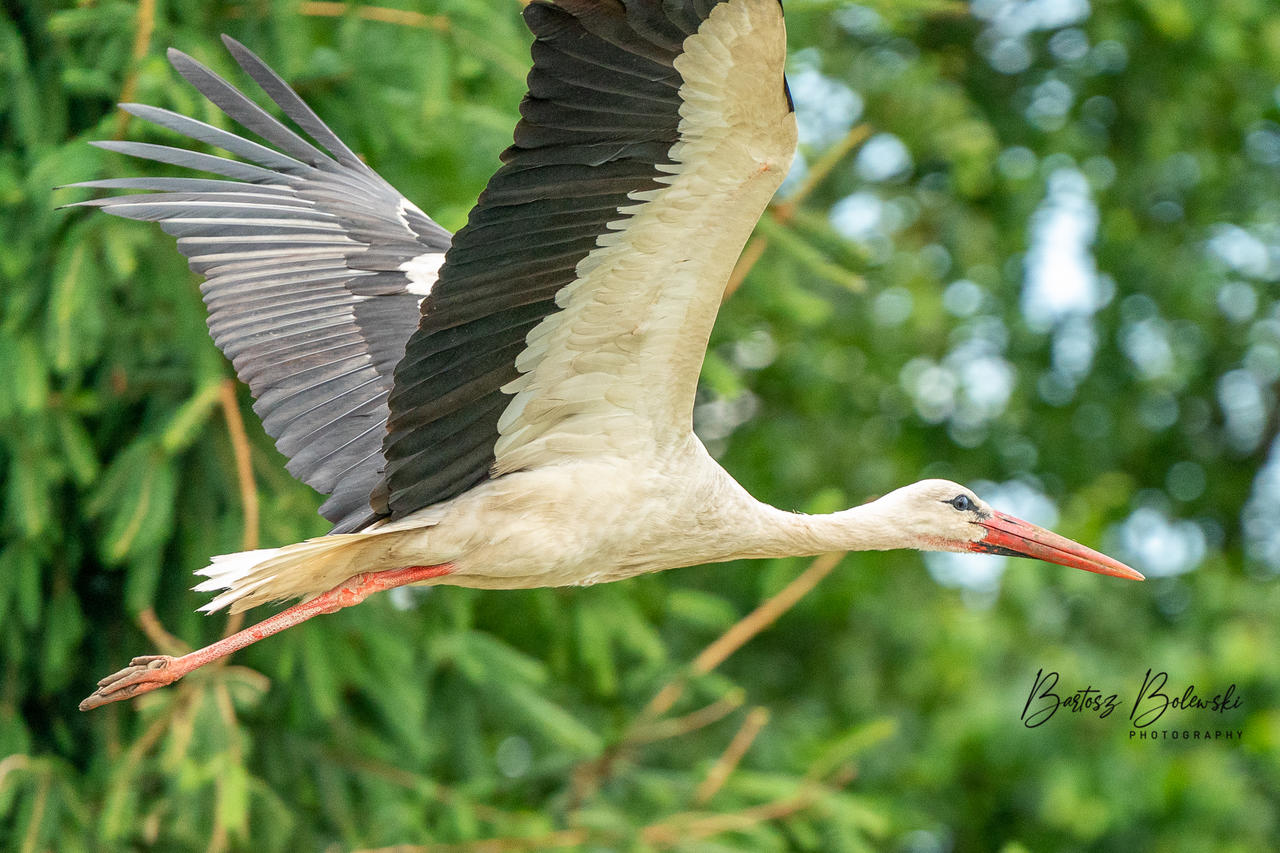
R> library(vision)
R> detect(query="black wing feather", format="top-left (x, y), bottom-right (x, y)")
top-left (71, 36), bottom-right (449, 532)
top-left (375, 0), bottom-right (732, 519)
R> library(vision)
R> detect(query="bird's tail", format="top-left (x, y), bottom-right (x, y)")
top-left (192, 533), bottom-right (383, 614)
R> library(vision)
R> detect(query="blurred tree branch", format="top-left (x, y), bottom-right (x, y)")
top-left (113, 0), bottom-right (157, 140)
top-left (296, 2), bottom-right (448, 31)
top-left (693, 705), bottom-right (770, 804)
top-left (724, 123), bottom-right (871, 298)
top-left (568, 551), bottom-right (846, 809)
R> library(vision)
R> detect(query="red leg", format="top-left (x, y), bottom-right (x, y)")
top-left (79, 563), bottom-right (453, 711)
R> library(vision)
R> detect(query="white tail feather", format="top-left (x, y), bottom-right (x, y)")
top-left (194, 549), bottom-right (281, 592)
top-left (194, 548), bottom-right (284, 613)
top-left (192, 533), bottom-right (385, 614)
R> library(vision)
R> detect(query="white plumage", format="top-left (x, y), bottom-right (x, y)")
top-left (74, 0), bottom-right (1140, 711)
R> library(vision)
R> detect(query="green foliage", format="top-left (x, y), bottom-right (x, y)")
top-left (4, 0), bottom-right (1280, 850)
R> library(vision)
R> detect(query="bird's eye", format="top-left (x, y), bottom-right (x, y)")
top-left (948, 495), bottom-right (975, 512)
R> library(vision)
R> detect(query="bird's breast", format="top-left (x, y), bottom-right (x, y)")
top-left (415, 453), bottom-right (741, 589)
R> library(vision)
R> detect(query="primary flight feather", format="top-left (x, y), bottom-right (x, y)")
top-left (73, 0), bottom-right (1141, 712)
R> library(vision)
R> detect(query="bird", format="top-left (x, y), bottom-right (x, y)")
top-left (71, 0), bottom-right (1142, 712)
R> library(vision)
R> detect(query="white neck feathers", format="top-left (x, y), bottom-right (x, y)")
top-left (729, 500), bottom-right (911, 560)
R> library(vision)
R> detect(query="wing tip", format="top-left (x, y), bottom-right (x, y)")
top-left (220, 33), bottom-right (261, 72)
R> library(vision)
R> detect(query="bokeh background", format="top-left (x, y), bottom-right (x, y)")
top-left (4, 0), bottom-right (1280, 849)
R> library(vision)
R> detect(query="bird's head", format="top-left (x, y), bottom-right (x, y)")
top-left (875, 479), bottom-right (1144, 581)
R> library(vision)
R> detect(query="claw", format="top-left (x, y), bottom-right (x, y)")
top-left (80, 655), bottom-right (182, 711)
top-left (95, 656), bottom-right (168, 687)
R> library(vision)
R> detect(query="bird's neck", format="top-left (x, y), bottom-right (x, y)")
top-left (726, 496), bottom-right (910, 561)
top-left (685, 446), bottom-right (920, 564)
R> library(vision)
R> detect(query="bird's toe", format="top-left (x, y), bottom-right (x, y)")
top-left (81, 655), bottom-right (180, 711)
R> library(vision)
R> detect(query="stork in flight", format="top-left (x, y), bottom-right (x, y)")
top-left (74, 0), bottom-right (1142, 711)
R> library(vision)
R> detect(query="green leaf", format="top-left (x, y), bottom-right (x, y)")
top-left (302, 627), bottom-right (342, 721)
top-left (45, 237), bottom-right (101, 375)
top-left (0, 21), bottom-right (41, 148)
top-left (666, 589), bottom-right (739, 634)
top-left (13, 545), bottom-right (42, 631)
top-left (575, 598), bottom-right (618, 696)
top-left (45, 3), bottom-right (136, 37)
top-left (608, 600), bottom-right (667, 665)
top-left (39, 591), bottom-right (87, 693)
top-left (88, 440), bottom-right (176, 565)
top-left (807, 717), bottom-right (899, 781)
top-left (4, 335), bottom-right (48, 414)
top-left (159, 381), bottom-right (222, 454)
top-left (458, 630), bottom-right (549, 687)
top-left (0, 546), bottom-right (40, 628)
top-left (216, 756), bottom-right (250, 837)
top-left (699, 349), bottom-right (744, 398)
top-left (495, 682), bottom-right (603, 755)
top-left (757, 214), bottom-right (866, 293)
top-left (55, 415), bottom-right (98, 486)
top-left (6, 451), bottom-right (51, 539)
top-left (122, 549), bottom-right (164, 615)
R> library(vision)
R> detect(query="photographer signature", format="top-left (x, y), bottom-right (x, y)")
top-left (1021, 668), bottom-right (1242, 728)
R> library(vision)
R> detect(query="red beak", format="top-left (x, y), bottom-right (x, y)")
top-left (968, 511), bottom-right (1144, 581)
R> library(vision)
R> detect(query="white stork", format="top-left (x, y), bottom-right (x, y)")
top-left (73, 0), bottom-right (1141, 711)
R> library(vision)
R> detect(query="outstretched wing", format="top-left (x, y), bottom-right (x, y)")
top-left (376, 0), bottom-right (796, 518)
top-left (70, 37), bottom-right (450, 533)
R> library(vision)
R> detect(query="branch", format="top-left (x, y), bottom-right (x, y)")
top-left (722, 235), bottom-right (770, 300)
top-left (386, 775), bottom-right (848, 853)
top-left (294, 1), bottom-right (529, 82)
top-left (206, 684), bottom-right (242, 853)
top-left (773, 123), bottom-right (872, 223)
top-left (626, 687), bottom-right (746, 745)
top-left (296, 1), bottom-right (448, 30)
top-left (136, 607), bottom-right (190, 657)
top-left (661, 764), bottom-right (857, 848)
top-left (693, 706), bottom-right (770, 805)
top-left (218, 379), bottom-right (259, 553)
top-left (113, 0), bottom-right (157, 140)
top-left (722, 123), bottom-right (871, 300)
top-left (322, 748), bottom-right (527, 825)
top-left (358, 829), bottom-right (588, 853)
top-left (20, 772), bottom-right (50, 853)
top-left (640, 550), bottom-right (846, 722)
top-left (568, 552), bottom-right (845, 807)
top-left (640, 788), bottom-right (818, 848)
top-left (218, 379), bottom-right (259, 640)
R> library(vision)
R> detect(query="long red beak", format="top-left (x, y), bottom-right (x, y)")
top-left (968, 511), bottom-right (1144, 581)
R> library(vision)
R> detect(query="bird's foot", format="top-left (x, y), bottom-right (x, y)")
top-left (78, 564), bottom-right (457, 712)
top-left (79, 655), bottom-right (183, 711)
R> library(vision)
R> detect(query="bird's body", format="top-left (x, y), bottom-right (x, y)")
top-left (218, 444), bottom-right (753, 600)
top-left (73, 0), bottom-right (1141, 711)
top-left (202, 443), bottom-right (957, 604)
